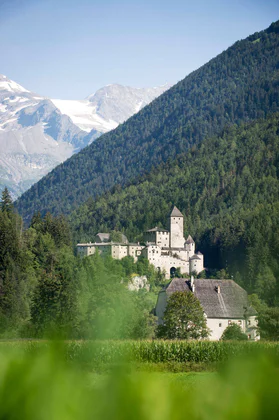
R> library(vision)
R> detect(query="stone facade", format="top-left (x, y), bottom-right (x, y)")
top-left (76, 206), bottom-right (204, 278)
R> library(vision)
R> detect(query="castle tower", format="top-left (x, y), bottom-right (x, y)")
top-left (185, 235), bottom-right (195, 258)
top-left (169, 206), bottom-right (185, 248)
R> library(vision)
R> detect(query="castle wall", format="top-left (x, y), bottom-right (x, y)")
top-left (186, 242), bottom-right (195, 258)
top-left (144, 231), bottom-right (156, 244)
top-left (190, 257), bottom-right (204, 274)
top-left (155, 231), bottom-right (169, 247)
top-left (77, 244), bottom-right (96, 257)
top-left (112, 244), bottom-right (128, 259)
top-left (128, 244), bottom-right (145, 261)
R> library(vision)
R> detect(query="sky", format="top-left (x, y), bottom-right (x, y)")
top-left (0, 0), bottom-right (278, 99)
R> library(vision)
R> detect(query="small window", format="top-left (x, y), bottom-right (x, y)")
top-left (238, 320), bottom-right (242, 325)
top-left (228, 320), bottom-right (231, 325)
top-left (219, 323), bottom-right (222, 327)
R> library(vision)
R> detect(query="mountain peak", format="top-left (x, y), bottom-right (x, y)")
top-left (0, 74), bottom-right (29, 94)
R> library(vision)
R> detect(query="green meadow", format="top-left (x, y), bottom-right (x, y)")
top-left (0, 340), bottom-right (278, 419)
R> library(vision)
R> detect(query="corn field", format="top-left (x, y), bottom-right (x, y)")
top-left (1, 340), bottom-right (279, 365)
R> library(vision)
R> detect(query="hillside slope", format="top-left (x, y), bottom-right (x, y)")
top-left (16, 21), bottom-right (279, 222)
top-left (70, 113), bottom-right (279, 302)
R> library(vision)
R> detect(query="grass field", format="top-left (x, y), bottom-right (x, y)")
top-left (0, 341), bottom-right (278, 419)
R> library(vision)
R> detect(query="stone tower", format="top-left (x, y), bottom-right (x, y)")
top-left (185, 235), bottom-right (195, 258)
top-left (169, 206), bottom-right (185, 248)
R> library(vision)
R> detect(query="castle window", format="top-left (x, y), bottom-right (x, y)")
top-left (219, 323), bottom-right (222, 327)
top-left (228, 320), bottom-right (232, 325)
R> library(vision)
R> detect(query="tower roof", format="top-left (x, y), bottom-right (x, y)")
top-left (170, 206), bottom-right (183, 217)
top-left (146, 227), bottom-right (169, 233)
top-left (185, 235), bottom-right (195, 244)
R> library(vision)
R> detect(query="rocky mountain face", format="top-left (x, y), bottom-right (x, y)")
top-left (51, 84), bottom-right (171, 134)
top-left (0, 74), bottom-right (170, 197)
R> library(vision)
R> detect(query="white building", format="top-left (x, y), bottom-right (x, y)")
top-left (76, 206), bottom-right (204, 278)
top-left (155, 277), bottom-right (258, 340)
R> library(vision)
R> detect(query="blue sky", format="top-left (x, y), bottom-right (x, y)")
top-left (0, 0), bottom-right (278, 99)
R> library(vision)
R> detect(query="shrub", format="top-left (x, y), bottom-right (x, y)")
top-left (221, 324), bottom-right (248, 341)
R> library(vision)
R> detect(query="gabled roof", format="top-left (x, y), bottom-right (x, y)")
top-left (165, 278), bottom-right (191, 294)
top-left (185, 235), bottom-right (195, 244)
top-left (95, 232), bottom-right (129, 244)
top-left (194, 279), bottom-right (257, 318)
top-left (146, 226), bottom-right (169, 233)
top-left (189, 254), bottom-right (201, 260)
top-left (164, 278), bottom-right (257, 319)
top-left (170, 206), bottom-right (183, 217)
top-left (96, 233), bottom-right (110, 242)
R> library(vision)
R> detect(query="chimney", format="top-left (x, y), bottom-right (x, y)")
top-left (190, 275), bottom-right (195, 292)
top-left (215, 285), bottom-right (220, 294)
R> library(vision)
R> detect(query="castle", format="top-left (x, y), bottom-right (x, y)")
top-left (77, 206), bottom-right (204, 278)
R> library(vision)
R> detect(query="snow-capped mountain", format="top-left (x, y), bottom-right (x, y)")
top-left (51, 84), bottom-right (171, 133)
top-left (0, 74), bottom-right (170, 198)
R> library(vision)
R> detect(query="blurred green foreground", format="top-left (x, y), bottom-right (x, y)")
top-left (0, 343), bottom-right (278, 420)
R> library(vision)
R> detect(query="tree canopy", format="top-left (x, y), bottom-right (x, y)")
top-left (157, 291), bottom-right (209, 340)
top-left (221, 324), bottom-right (248, 341)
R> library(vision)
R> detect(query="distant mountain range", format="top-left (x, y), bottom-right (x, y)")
top-left (0, 75), bottom-right (170, 197)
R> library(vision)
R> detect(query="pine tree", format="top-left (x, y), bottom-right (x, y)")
top-left (1, 187), bottom-right (13, 214)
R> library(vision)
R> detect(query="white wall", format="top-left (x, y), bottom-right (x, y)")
top-left (156, 231), bottom-right (170, 248)
top-left (190, 257), bottom-right (203, 274)
top-left (206, 318), bottom-right (257, 341)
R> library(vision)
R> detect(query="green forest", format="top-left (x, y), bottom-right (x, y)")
top-left (70, 114), bottom-right (279, 307)
top-left (16, 20), bottom-right (279, 223)
top-left (0, 191), bottom-right (162, 339)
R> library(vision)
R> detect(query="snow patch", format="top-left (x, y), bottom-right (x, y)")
top-left (51, 99), bottom-right (118, 133)
top-left (0, 80), bottom-right (29, 93)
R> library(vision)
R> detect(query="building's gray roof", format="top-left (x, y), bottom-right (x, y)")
top-left (166, 278), bottom-right (191, 294)
top-left (96, 233), bottom-right (110, 242)
top-left (165, 278), bottom-right (257, 319)
top-left (170, 206), bottom-right (183, 217)
top-left (96, 232), bottom-right (129, 244)
top-left (185, 235), bottom-right (195, 244)
top-left (197, 251), bottom-right (203, 256)
top-left (146, 226), bottom-right (169, 233)
top-left (189, 254), bottom-right (201, 260)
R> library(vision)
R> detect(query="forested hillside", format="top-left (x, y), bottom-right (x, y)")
top-left (16, 21), bottom-right (279, 223)
top-left (70, 113), bottom-right (279, 304)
